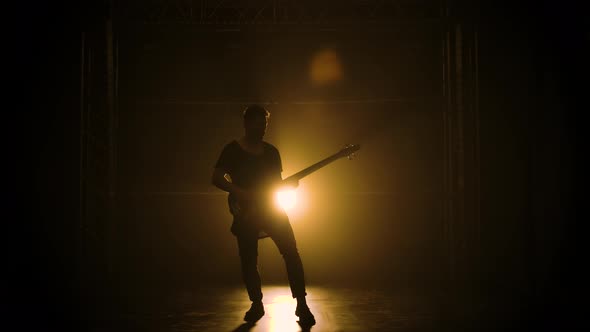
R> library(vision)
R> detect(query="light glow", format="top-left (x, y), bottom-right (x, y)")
top-left (275, 188), bottom-right (297, 211)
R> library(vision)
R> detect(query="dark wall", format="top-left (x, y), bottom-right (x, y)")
top-left (16, 2), bottom-right (110, 331)
top-left (15, 4), bottom-right (80, 332)
top-left (475, 0), bottom-right (583, 326)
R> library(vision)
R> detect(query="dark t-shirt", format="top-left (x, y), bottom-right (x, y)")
top-left (214, 140), bottom-right (285, 237)
top-left (214, 140), bottom-right (283, 191)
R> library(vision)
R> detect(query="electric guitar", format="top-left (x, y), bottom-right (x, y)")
top-left (228, 143), bottom-right (360, 222)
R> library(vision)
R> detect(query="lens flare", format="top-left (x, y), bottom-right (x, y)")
top-left (310, 48), bottom-right (343, 85)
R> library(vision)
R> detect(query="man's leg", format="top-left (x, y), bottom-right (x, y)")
top-left (267, 220), bottom-right (306, 298)
top-left (236, 231), bottom-right (264, 321)
top-left (266, 219), bottom-right (315, 325)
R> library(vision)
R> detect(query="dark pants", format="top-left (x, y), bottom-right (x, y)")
top-left (235, 215), bottom-right (307, 302)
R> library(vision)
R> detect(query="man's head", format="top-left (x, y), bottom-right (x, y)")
top-left (243, 104), bottom-right (269, 142)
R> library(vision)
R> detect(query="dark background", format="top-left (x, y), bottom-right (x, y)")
top-left (10, 0), bottom-right (584, 331)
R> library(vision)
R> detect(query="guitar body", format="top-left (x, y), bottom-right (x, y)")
top-left (228, 189), bottom-right (283, 217)
top-left (226, 144), bottom-right (360, 238)
top-left (227, 192), bottom-right (264, 220)
top-left (228, 192), bottom-right (279, 239)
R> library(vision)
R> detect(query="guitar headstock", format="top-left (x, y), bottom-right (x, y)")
top-left (337, 144), bottom-right (360, 160)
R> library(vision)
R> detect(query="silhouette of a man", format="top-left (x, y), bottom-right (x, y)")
top-left (211, 105), bottom-right (315, 325)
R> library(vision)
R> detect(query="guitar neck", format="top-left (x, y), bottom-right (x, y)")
top-left (284, 152), bottom-right (345, 182)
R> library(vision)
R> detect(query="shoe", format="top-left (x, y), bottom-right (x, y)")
top-left (244, 301), bottom-right (265, 322)
top-left (295, 304), bottom-right (316, 326)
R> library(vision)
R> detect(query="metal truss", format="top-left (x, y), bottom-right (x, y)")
top-left (118, 0), bottom-right (444, 25)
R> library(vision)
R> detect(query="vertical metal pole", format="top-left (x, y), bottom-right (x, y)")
top-left (79, 31), bottom-right (85, 231)
top-left (445, 26), bottom-right (455, 284)
top-left (454, 23), bottom-right (465, 283)
top-left (442, 27), bottom-right (451, 286)
top-left (79, 31), bottom-right (86, 284)
top-left (106, 11), bottom-right (116, 280)
top-left (474, 27), bottom-right (481, 263)
top-left (201, 0), bottom-right (204, 23)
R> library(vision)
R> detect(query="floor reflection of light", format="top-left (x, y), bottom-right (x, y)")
top-left (265, 288), bottom-right (300, 332)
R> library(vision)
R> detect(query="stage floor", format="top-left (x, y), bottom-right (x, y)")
top-left (86, 285), bottom-right (498, 332)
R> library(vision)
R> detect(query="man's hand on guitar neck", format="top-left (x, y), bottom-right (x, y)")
top-left (281, 178), bottom-right (299, 189)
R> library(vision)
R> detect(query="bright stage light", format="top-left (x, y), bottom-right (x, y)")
top-left (275, 188), bottom-right (297, 211)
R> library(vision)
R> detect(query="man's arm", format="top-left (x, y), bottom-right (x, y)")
top-left (211, 168), bottom-right (250, 200)
top-left (275, 148), bottom-right (298, 188)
